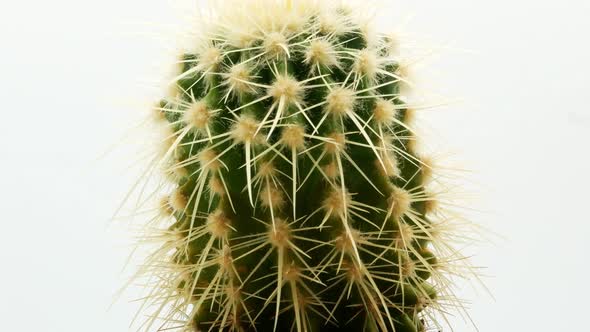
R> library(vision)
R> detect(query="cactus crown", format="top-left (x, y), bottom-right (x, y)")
top-left (134, 1), bottom-right (474, 331)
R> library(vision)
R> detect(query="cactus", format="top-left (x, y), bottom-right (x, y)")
top-left (132, 1), bottom-right (474, 331)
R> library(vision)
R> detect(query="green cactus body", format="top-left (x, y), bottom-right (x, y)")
top-left (139, 1), bottom-right (464, 331)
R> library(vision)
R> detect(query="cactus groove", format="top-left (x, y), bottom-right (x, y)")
top-left (134, 1), bottom-right (472, 331)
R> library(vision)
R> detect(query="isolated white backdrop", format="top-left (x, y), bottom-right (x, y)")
top-left (0, 0), bottom-right (589, 331)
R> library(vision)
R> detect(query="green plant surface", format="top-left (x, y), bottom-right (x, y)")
top-left (133, 1), bottom-right (474, 331)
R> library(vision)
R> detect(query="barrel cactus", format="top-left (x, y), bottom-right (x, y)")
top-left (132, 1), bottom-right (474, 331)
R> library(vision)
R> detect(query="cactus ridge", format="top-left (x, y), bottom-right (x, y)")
top-left (134, 1), bottom-right (473, 331)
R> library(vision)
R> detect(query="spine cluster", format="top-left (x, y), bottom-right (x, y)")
top-left (132, 1), bottom-right (473, 331)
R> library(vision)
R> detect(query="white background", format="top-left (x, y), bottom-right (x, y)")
top-left (0, 0), bottom-right (589, 331)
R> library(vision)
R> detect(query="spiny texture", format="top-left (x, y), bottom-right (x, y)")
top-left (136, 1), bottom-right (471, 331)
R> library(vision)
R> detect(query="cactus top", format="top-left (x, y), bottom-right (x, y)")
top-left (135, 1), bottom-right (472, 332)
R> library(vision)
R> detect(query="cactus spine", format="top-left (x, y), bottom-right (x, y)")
top-left (134, 1), bottom-right (472, 331)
